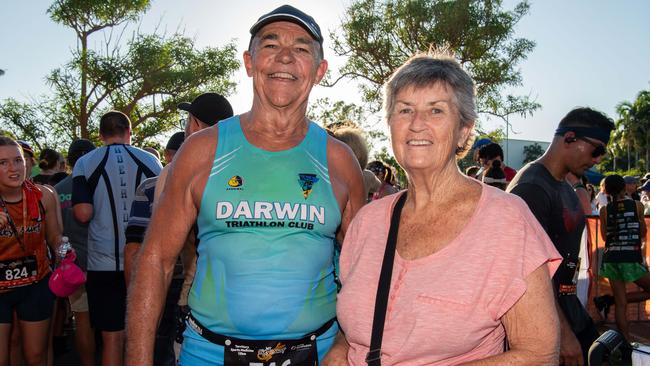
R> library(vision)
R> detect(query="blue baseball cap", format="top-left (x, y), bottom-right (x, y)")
top-left (250, 5), bottom-right (323, 45)
top-left (472, 138), bottom-right (492, 150)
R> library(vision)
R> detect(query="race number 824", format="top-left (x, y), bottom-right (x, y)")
top-left (5, 267), bottom-right (29, 281)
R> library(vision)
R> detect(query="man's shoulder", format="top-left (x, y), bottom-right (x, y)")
top-left (509, 163), bottom-right (551, 189)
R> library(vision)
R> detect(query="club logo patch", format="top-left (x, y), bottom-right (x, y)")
top-left (227, 175), bottom-right (243, 188)
top-left (298, 173), bottom-right (318, 199)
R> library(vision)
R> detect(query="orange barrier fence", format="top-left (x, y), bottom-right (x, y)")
top-left (586, 216), bottom-right (650, 322)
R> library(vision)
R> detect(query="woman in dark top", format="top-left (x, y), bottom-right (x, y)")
top-left (33, 148), bottom-right (67, 186)
top-left (599, 174), bottom-right (649, 341)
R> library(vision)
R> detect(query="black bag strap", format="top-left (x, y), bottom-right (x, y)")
top-left (366, 192), bottom-right (407, 366)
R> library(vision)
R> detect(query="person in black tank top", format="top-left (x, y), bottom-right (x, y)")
top-left (596, 174), bottom-right (650, 341)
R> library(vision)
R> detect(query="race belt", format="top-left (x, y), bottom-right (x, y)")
top-left (0, 255), bottom-right (39, 289)
top-left (187, 312), bottom-right (335, 366)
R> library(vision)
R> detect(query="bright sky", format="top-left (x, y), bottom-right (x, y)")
top-left (1, 0), bottom-right (649, 144)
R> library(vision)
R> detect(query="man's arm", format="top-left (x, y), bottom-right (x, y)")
top-left (460, 265), bottom-right (560, 365)
top-left (327, 138), bottom-right (365, 243)
top-left (126, 128), bottom-right (216, 364)
top-left (509, 182), bottom-right (583, 364)
top-left (71, 158), bottom-right (94, 223)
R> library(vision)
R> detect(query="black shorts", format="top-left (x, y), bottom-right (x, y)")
top-left (0, 274), bottom-right (55, 323)
top-left (86, 271), bottom-right (126, 332)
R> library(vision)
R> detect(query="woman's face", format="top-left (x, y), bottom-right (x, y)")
top-left (0, 145), bottom-right (26, 191)
top-left (388, 83), bottom-right (471, 175)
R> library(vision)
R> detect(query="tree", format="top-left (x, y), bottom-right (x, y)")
top-left (47, 0), bottom-right (152, 139)
top-left (611, 90), bottom-right (650, 172)
top-left (2, 0), bottom-right (241, 148)
top-left (307, 97), bottom-right (388, 145)
top-left (327, 0), bottom-right (540, 122)
top-left (0, 98), bottom-right (68, 151)
top-left (522, 142), bottom-right (543, 164)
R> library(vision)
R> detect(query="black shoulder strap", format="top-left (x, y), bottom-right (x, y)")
top-left (366, 192), bottom-right (407, 366)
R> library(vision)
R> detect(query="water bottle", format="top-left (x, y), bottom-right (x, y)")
top-left (57, 236), bottom-right (72, 259)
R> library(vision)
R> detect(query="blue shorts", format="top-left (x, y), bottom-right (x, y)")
top-left (179, 320), bottom-right (338, 366)
top-left (0, 274), bottom-right (55, 323)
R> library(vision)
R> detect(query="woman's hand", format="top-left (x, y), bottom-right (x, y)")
top-left (322, 332), bottom-right (350, 366)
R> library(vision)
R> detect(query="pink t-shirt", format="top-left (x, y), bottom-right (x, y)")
top-left (338, 184), bottom-right (561, 365)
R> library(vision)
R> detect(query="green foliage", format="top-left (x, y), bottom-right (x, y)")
top-left (522, 142), bottom-right (543, 164)
top-left (328, 0), bottom-right (540, 121)
top-left (308, 98), bottom-right (367, 128)
top-left (1, 0), bottom-right (240, 150)
top-left (308, 97), bottom-right (388, 150)
top-left (0, 99), bottom-right (69, 150)
top-left (604, 90), bottom-right (650, 172)
top-left (48, 0), bottom-right (150, 33)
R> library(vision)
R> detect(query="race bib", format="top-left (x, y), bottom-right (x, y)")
top-left (556, 257), bottom-right (580, 296)
top-left (0, 255), bottom-right (38, 289)
top-left (223, 337), bottom-right (318, 366)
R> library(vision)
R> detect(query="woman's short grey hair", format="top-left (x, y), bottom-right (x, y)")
top-left (383, 52), bottom-right (477, 157)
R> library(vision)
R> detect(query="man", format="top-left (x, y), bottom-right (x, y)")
top-left (477, 142), bottom-right (517, 182)
top-left (55, 138), bottom-right (96, 366)
top-left (163, 131), bottom-right (185, 165)
top-left (126, 5), bottom-right (365, 365)
top-left (73, 111), bottom-right (162, 366)
top-left (124, 93), bottom-right (233, 366)
top-left (507, 107), bottom-right (615, 366)
top-left (623, 175), bottom-right (641, 201)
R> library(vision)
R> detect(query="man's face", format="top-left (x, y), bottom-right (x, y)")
top-left (243, 21), bottom-right (327, 110)
top-left (626, 183), bottom-right (638, 194)
top-left (566, 135), bottom-right (607, 176)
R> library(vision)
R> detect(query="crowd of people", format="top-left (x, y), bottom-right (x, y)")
top-left (1, 4), bottom-right (649, 366)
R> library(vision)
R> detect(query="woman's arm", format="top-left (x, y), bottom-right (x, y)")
top-left (637, 201), bottom-right (647, 239)
top-left (599, 206), bottom-right (608, 240)
top-left (40, 185), bottom-right (63, 256)
top-left (460, 265), bottom-right (560, 365)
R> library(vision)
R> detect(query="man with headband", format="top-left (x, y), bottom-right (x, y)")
top-left (508, 107), bottom-right (614, 366)
top-left (126, 4), bottom-right (365, 366)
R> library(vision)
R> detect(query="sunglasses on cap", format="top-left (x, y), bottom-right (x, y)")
top-left (577, 136), bottom-right (606, 158)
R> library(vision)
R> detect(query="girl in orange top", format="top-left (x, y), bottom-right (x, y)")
top-left (0, 136), bottom-right (62, 366)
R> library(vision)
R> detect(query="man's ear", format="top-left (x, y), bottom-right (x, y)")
top-left (564, 131), bottom-right (576, 144)
top-left (244, 50), bottom-right (254, 77)
top-left (314, 59), bottom-right (328, 85)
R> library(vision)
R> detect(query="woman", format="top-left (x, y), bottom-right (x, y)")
top-left (367, 161), bottom-right (399, 200)
top-left (32, 148), bottom-right (67, 186)
top-left (597, 174), bottom-right (649, 341)
top-left (0, 136), bottom-right (62, 366)
top-left (481, 160), bottom-right (507, 190)
top-left (332, 126), bottom-right (381, 200)
top-left (326, 54), bottom-right (562, 365)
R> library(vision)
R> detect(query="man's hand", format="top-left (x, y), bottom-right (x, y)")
top-left (321, 332), bottom-right (349, 366)
top-left (559, 328), bottom-right (583, 366)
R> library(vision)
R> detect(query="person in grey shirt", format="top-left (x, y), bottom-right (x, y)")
top-left (55, 138), bottom-right (96, 366)
top-left (72, 111), bottom-right (161, 366)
